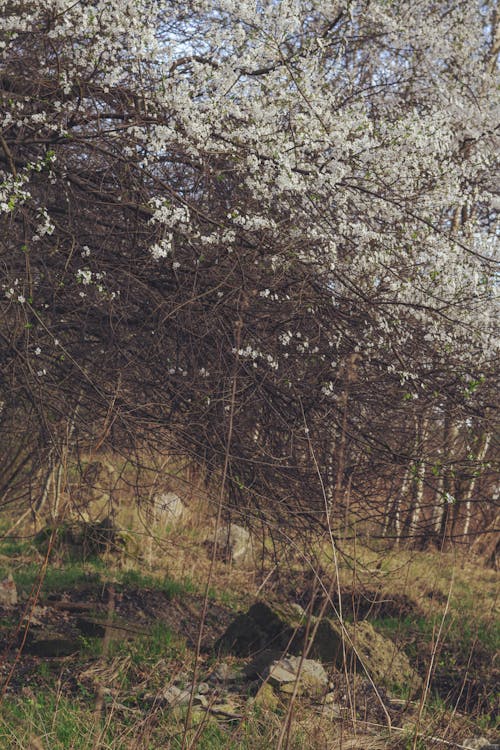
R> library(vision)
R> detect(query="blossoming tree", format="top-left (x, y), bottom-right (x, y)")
top-left (1, 0), bottom-right (498, 544)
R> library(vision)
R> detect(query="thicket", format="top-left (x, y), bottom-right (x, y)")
top-left (0, 0), bottom-right (498, 550)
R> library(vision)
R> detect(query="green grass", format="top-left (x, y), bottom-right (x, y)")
top-left (117, 568), bottom-right (197, 599)
top-left (373, 610), bottom-right (499, 659)
top-left (1, 513), bottom-right (498, 744)
top-left (122, 621), bottom-right (176, 664)
top-left (207, 585), bottom-right (240, 609)
top-left (0, 694), bottom-right (106, 749)
top-left (0, 696), bottom-right (306, 750)
top-left (372, 608), bottom-right (499, 724)
top-left (0, 562), bottom-right (101, 596)
top-left (0, 537), bottom-right (34, 556)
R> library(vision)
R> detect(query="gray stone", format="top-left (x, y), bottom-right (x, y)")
top-left (463, 739), bottom-right (500, 750)
top-left (194, 694), bottom-right (209, 708)
top-left (0, 574), bottom-right (17, 606)
top-left (153, 493), bottom-right (187, 524)
top-left (215, 599), bottom-right (421, 697)
top-left (307, 618), bottom-right (422, 696)
top-left (268, 655), bottom-right (328, 697)
top-left (214, 524), bottom-right (253, 566)
top-left (210, 663), bottom-right (244, 683)
top-left (215, 601), bottom-right (294, 657)
top-left (161, 685), bottom-right (191, 707)
top-left (319, 701), bottom-right (344, 719)
top-left (184, 681), bottom-right (210, 695)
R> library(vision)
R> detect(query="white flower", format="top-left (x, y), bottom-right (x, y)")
top-left (150, 234), bottom-right (172, 259)
top-left (76, 269), bottom-right (92, 285)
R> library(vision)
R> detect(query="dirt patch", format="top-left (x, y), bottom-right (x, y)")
top-left (0, 583), bottom-right (234, 699)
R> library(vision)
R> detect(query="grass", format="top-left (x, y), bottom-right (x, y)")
top-left (117, 568), bottom-right (197, 599)
top-left (0, 537), bottom-right (34, 557)
top-left (369, 593), bottom-right (499, 726)
top-left (1, 550), bottom-right (198, 603)
top-left (0, 509), bottom-right (498, 748)
top-left (0, 693), bottom-right (105, 749)
top-left (109, 621), bottom-right (183, 666)
top-left (0, 696), bottom-right (325, 750)
top-left (0, 561), bottom-right (101, 596)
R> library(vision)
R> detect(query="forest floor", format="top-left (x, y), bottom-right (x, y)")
top-left (0, 515), bottom-right (498, 749)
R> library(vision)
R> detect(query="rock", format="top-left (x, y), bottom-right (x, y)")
top-left (463, 739), bottom-right (500, 750)
top-left (254, 682), bottom-right (279, 711)
top-left (214, 524), bottom-right (253, 566)
top-left (194, 694), bottom-right (209, 708)
top-left (153, 492), bottom-right (187, 525)
top-left (215, 599), bottom-right (421, 697)
top-left (215, 612), bottom-right (268, 657)
top-left (0, 574), bottom-right (17, 606)
top-left (209, 662), bottom-right (245, 683)
top-left (161, 685), bottom-right (190, 707)
top-left (268, 655), bottom-right (328, 698)
top-left (319, 699), bottom-right (344, 719)
top-left (307, 618), bottom-right (422, 696)
top-left (184, 681), bottom-right (210, 696)
top-left (245, 649), bottom-right (283, 679)
top-left (215, 601), bottom-right (298, 657)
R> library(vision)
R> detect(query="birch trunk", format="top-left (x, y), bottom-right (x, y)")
top-left (406, 415), bottom-right (428, 544)
top-left (462, 433), bottom-right (491, 541)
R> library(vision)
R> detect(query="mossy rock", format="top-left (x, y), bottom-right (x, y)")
top-left (308, 618), bottom-right (422, 696)
top-left (215, 600), bottom-right (306, 657)
top-left (254, 682), bottom-right (279, 710)
top-left (34, 519), bottom-right (122, 560)
top-left (216, 599), bottom-right (422, 697)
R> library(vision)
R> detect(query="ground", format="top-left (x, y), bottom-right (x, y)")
top-left (0, 514), bottom-right (498, 749)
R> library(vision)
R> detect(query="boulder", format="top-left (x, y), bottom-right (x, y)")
top-left (161, 685), bottom-right (191, 707)
top-left (0, 573), bottom-right (17, 606)
top-left (215, 600), bottom-right (422, 696)
top-left (209, 662), bottom-right (245, 683)
top-left (34, 518), bottom-right (120, 559)
top-left (214, 524), bottom-right (254, 566)
top-left (153, 492), bottom-right (187, 525)
top-left (307, 618), bottom-right (422, 696)
top-left (254, 682), bottom-right (279, 710)
top-left (215, 601), bottom-right (298, 657)
top-left (268, 655), bottom-right (328, 697)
